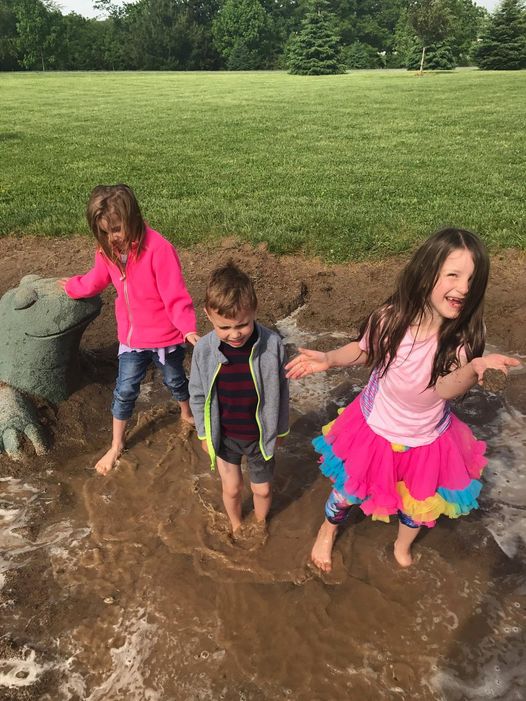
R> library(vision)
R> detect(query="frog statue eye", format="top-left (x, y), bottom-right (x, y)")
top-left (13, 286), bottom-right (38, 310)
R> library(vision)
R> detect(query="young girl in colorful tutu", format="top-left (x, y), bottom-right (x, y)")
top-left (286, 228), bottom-right (520, 571)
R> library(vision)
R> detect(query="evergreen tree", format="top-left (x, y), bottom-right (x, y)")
top-left (287, 0), bottom-right (345, 75)
top-left (475, 0), bottom-right (526, 69)
top-left (406, 40), bottom-right (456, 68)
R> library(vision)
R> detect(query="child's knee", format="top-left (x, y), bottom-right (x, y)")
top-left (112, 385), bottom-right (140, 419)
top-left (222, 481), bottom-right (243, 500)
top-left (251, 481), bottom-right (271, 499)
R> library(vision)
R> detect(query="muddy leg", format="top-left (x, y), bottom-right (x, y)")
top-left (178, 399), bottom-right (194, 425)
top-left (216, 457), bottom-right (243, 533)
top-left (251, 481), bottom-right (272, 524)
top-left (394, 522), bottom-right (421, 567)
top-left (95, 418), bottom-right (127, 475)
top-left (311, 519), bottom-right (339, 572)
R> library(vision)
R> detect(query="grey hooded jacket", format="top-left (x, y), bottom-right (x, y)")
top-left (189, 322), bottom-right (289, 469)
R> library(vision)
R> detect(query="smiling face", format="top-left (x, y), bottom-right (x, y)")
top-left (428, 247), bottom-right (475, 323)
top-left (205, 307), bottom-right (256, 348)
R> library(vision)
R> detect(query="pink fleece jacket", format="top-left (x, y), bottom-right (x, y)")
top-left (65, 227), bottom-right (197, 348)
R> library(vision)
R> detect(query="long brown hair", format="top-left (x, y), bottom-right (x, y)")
top-left (86, 184), bottom-right (146, 264)
top-left (360, 228), bottom-right (489, 387)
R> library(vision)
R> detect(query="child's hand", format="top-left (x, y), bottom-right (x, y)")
top-left (471, 354), bottom-right (521, 383)
top-left (200, 440), bottom-right (209, 454)
top-left (285, 348), bottom-right (330, 379)
top-left (57, 278), bottom-right (69, 291)
top-left (185, 333), bottom-right (200, 346)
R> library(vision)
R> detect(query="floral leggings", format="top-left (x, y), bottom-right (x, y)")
top-left (325, 489), bottom-right (420, 529)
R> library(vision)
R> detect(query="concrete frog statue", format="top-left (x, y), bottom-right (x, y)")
top-left (0, 275), bottom-right (101, 459)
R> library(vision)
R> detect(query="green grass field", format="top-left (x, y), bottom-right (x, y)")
top-left (1, 69), bottom-right (524, 260)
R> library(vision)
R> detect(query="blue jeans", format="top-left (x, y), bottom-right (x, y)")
top-left (112, 346), bottom-right (189, 421)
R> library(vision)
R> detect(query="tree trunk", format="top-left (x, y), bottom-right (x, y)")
top-left (41, 50), bottom-right (45, 71)
top-left (418, 45), bottom-right (426, 76)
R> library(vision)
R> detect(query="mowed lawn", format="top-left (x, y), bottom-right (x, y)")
top-left (0, 69), bottom-right (524, 260)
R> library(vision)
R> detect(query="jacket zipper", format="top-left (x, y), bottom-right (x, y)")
top-left (248, 346), bottom-right (270, 461)
top-left (204, 363), bottom-right (222, 470)
top-left (121, 256), bottom-right (134, 346)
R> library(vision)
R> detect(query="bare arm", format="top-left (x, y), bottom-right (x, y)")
top-left (435, 353), bottom-right (521, 400)
top-left (285, 341), bottom-right (367, 379)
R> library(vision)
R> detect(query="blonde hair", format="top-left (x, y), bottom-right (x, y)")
top-left (86, 184), bottom-right (146, 263)
top-left (205, 262), bottom-right (258, 317)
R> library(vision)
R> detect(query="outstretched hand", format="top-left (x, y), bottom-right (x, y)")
top-left (57, 277), bottom-right (69, 291)
top-left (471, 353), bottom-right (521, 383)
top-left (285, 348), bottom-right (330, 379)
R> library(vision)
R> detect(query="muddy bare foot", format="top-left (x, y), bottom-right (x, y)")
top-left (94, 445), bottom-right (124, 475)
top-left (393, 540), bottom-right (413, 567)
top-left (179, 399), bottom-right (195, 425)
top-left (229, 515), bottom-right (268, 550)
top-left (311, 520), bottom-right (338, 572)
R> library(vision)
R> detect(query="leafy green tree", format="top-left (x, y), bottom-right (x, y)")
top-left (57, 13), bottom-right (108, 69)
top-left (14, 0), bottom-right (63, 70)
top-left (397, 0), bottom-right (484, 67)
top-left (355, 0), bottom-right (404, 53)
top-left (342, 40), bottom-right (378, 68)
top-left (475, 0), bottom-right (526, 69)
top-left (0, 0), bottom-right (20, 69)
top-left (287, 0), bottom-right (345, 75)
top-left (447, 0), bottom-right (486, 64)
top-left (212, 0), bottom-right (272, 69)
top-left (408, 0), bottom-right (454, 73)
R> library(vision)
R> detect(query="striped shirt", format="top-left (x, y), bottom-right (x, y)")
top-left (217, 329), bottom-right (259, 440)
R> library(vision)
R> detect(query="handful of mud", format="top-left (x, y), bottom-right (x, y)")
top-left (482, 368), bottom-right (508, 393)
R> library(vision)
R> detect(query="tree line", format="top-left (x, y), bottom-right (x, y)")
top-left (0, 0), bottom-right (525, 72)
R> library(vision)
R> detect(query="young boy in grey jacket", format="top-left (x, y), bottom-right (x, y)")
top-left (189, 263), bottom-right (289, 534)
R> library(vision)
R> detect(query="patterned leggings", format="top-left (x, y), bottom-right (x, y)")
top-left (325, 489), bottom-right (420, 528)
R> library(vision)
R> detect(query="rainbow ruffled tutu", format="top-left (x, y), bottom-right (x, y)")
top-left (313, 396), bottom-right (487, 527)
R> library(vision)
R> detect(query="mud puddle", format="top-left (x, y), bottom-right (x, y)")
top-left (1, 319), bottom-right (525, 701)
top-left (0, 238), bottom-right (525, 700)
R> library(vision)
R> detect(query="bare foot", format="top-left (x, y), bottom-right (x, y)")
top-left (94, 445), bottom-right (123, 475)
top-left (179, 399), bottom-right (194, 425)
top-left (393, 539), bottom-right (413, 567)
top-left (311, 520), bottom-right (338, 572)
top-left (228, 521), bottom-right (242, 541)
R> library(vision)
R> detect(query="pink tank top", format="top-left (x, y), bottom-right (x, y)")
top-left (359, 328), bottom-right (451, 447)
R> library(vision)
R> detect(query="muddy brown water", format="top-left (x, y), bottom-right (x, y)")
top-left (1, 328), bottom-right (525, 700)
top-left (0, 239), bottom-right (525, 700)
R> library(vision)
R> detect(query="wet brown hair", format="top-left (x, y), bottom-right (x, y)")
top-left (86, 184), bottom-right (146, 264)
top-left (360, 227), bottom-right (490, 387)
top-left (204, 262), bottom-right (258, 317)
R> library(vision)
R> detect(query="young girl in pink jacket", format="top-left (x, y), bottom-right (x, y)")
top-left (61, 184), bottom-right (199, 475)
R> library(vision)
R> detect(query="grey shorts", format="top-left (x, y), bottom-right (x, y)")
top-left (216, 435), bottom-right (275, 485)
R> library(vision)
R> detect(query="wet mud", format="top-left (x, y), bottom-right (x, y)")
top-left (0, 237), bottom-right (525, 700)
